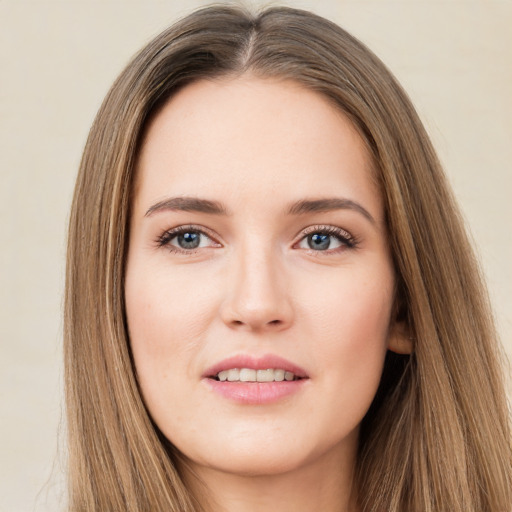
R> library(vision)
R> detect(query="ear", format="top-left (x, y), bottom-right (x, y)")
top-left (387, 319), bottom-right (413, 355)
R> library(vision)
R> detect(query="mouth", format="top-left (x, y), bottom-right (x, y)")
top-left (202, 354), bottom-right (309, 404)
top-left (203, 353), bottom-right (309, 382)
top-left (210, 368), bottom-right (304, 382)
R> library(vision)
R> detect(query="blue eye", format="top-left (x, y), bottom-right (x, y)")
top-left (157, 226), bottom-right (218, 253)
top-left (298, 226), bottom-right (356, 252)
top-left (308, 233), bottom-right (333, 250)
top-left (174, 231), bottom-right (202, 249)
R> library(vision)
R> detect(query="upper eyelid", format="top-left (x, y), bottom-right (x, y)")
top-left (299, 224), bottom-right (352, 239)
top-left (162, 223), bottom-right (352, 236)
top-left (167, 224), bottom-right (218, 239)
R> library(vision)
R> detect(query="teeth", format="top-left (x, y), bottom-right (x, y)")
top-left (239, 368), bottom-right (256, 382)
top-left (257, 369), bottom-right (274, 382)
top-left (215, 368), bottom-right (298, 382)
top-left (227, 369), bottom-right (240, 381)
top-left (274, 369), bottom-right (285, 381)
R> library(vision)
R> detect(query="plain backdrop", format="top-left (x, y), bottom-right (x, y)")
top-left (1, 1), bottom-right (510, 511)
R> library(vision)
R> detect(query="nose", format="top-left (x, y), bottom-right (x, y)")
top-left (219, 243), bottom-right (294, 332)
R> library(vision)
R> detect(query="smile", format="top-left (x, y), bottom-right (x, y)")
top-left (214, 368), bottom-right (300, 382)
top-left (203, 354), bottom-right (309, 404)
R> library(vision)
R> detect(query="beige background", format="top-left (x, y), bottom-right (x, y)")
top-left (1, 1), bottom-right (510, 511)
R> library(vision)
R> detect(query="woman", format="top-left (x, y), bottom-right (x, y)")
top-left (64, 4), bottom-right (512, 511)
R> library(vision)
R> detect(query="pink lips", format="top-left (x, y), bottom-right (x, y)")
top-left (202, 354), bottom-right (309, 405)
top-left (203, 354), bottom-right (309, 379)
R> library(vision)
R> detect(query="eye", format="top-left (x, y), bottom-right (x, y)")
top-left (157, 225), bottom-right (221, 254)
top-left (296, 225), bottom-right (357, 252)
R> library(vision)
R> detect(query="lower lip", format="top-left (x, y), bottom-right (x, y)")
top-left (204, 378), bottom-right (308, 405)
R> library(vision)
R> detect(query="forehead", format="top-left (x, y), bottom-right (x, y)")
top-left (134, 76), bottom-right (382, 221)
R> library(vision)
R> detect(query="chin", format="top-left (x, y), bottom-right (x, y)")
top-left (172, 426), bottom-right (343, 480)
top-left (200, 449), bottom-right (310, 478)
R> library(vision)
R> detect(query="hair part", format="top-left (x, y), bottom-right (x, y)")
top-left (65, 4), bottom-right (512, 511)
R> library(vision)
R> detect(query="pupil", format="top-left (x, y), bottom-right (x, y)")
top-left (178, 232), bottom-right (200, 249)
top-left (308, 233), bottom-right (330, 250)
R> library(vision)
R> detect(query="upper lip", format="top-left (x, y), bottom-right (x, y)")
top-left (203, 354), bottom-right (309, 379)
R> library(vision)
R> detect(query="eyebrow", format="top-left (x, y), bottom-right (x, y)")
top-left (145, 196), bottom-right (228, 216)
top-left (145, 196), bottom-right (375, 224)
top-left (286, 198), bottom-right (375, 224)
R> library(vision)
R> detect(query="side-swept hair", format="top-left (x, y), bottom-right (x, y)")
top-left (65, 4), bottom-right (512, 511)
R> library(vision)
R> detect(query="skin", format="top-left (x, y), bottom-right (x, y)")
top-left (125, 75), bottom-right (409, 512)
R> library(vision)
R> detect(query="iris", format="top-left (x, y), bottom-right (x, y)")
top-left (308, 233), bottom-right (331, 250)
top-left (178, 232), bottom-right (201, 249)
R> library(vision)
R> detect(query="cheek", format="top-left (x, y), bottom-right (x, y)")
top-left (301, 271), bottom-right (394, 405)
top-left (124, 262), bottom-right (217, 412)
top-left (300, 266), bottom-right (394, 343)
top-left (126, 261), bottom-right (216, 350)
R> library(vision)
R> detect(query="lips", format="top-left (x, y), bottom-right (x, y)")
top-left (202, 354), bottom-right (310, 405)
top-left (202, 354), bottom-right (309, 380)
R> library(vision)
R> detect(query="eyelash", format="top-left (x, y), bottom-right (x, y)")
top-left (156, 224), bottom-right (219, 254)
top-left (156, 224), bottom-right (359, 256)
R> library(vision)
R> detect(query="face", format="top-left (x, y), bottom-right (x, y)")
top-left (125, 76), bottom-right (405, 479)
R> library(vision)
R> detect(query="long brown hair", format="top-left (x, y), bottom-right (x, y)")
top-left (65, 4), bottom-right (512, 511)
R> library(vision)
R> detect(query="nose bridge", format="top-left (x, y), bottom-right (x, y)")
top-left (221, 234), bottom-right (293, 331)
